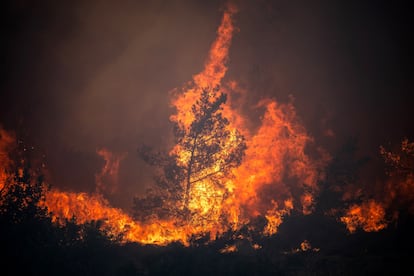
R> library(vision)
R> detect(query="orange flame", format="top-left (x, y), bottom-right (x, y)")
top-left (0, 128), bottom-right (14, 194)
top-left (340, 200), bottom-right (387, 233)
top-left (340, 139), bottom-right (414, 232)
top-left (95, 148), bottom-right (126, 195)
top-left (229, 101), bottom-right (322, 218)
top-left (170, 4), bottom-right (237, 129)
top-left (43, 190), bottom-right (190, 245)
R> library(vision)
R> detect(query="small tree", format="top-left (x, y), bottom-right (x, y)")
top-left (0, 139), bottom-right (49, 223)
top-left (177, 87), bottom-right (246, 211)
top-left (380, 138), bottom-right (414, 214)
top-left (135, 87), bottom-right (246, 220)
top-left (135, 146), bottom-right (185, 221)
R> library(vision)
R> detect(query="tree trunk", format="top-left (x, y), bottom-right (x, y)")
top-left (184, 135), bottom-right (198, 212)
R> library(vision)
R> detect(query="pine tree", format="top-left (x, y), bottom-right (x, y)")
top-left (135, 87), bottom-right (246, 220)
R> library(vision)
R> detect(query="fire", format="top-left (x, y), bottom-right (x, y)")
top-left (0, 128), bottom-right (14, 194)
top-left (229, 100), bottom-right (323, 220)
top-left (263, 200), bottom-right (293, 236)
top-left (2, 2), bottom-right (413, 248)
top-left (95, 148), bottom-right (126, 195)
top-left (220, 244), bottom-right (238, 253)
top-left (340, 200), bottom-right (387, 233)
top-left (340, 139), bottom-right (414, 232)
top-left (170, 3), bottom-right (237, 129)
top-left (43, 190), bottom-right (190, 245)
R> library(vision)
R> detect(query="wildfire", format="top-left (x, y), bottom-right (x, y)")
top-left (228, 100), bottom-right (323, 220)
top-left (4, 2), bottom-right (405, 248)
top-left (340, 200), bottom-right (387, 233)
top-left (14, 3), bottom-right (325, 245)
top-left (170, 3), bottom-right (237, 129)
top-left (164, 1), bottom-right (327, 240)
top-left (95, 148), bottom-right (127, 195)
top-left (339, 139), bottom-right (414, 232)
top-left (0, 128), bottom-right (14, 194)
top-left (43, 190), bottom-right (190, 245)
top-left (263, 200), bottom-right (293, 236)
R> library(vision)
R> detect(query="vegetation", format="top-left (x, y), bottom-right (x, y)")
top-left (0, 136), bottom-right (413, 275)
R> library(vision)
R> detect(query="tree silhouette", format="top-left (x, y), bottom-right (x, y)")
top-left (380, 138), bottom-right (414, 214)
top-left (135, 87), bottom-right (246, 220)
top-left (134, 147), bottom-right (185, 221)
top-left (177, 87), bottom-right (246, 211)
top-left (0, 139), bottom-right (49, 223)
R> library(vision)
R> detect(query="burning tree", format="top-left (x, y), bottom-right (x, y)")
top-left (135, 87), bottom-right (246, 224)
top-left (0, 132), bottom-right (49, 223)
top-left (176, 87), bottom-right (246, 212)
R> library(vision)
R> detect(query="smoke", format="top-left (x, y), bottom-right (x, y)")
top-left (1, 0), bottom-right (224, 208)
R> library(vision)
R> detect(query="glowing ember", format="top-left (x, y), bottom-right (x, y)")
top-left (0, 128), bottom-right (14, 194)
top-left (300, 240), bottom-right (312, 251)
top-left (220, 244), bottom-right (238, 254)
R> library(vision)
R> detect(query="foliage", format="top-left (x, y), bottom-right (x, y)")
top-left (0, 136), bottom-right (412, 275)
top-left (0, 139), bottom-right (122, 275)
top-left (0, 140), bottom-right (49, 222)
top-left (175, 88), bottom-right (246, 210)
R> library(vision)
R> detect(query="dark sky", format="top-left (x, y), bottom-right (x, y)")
top-left (1, 0), bottom-right (413, 209)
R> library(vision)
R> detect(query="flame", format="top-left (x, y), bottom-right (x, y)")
top-left (95, 148), bottom-right (126, 195)
top-left (220, 244), bottom-right (238, 253)
top-left (300, 240), bottom-right (312, 251)
top-left (340, 200), bottom-right (387, 233)
top-left (263, 200), bottom-right (293, 236)
top-left (229, 101), bottom-right (322, 218)
top-left (340, 139), bottom-right (414, 232)
top-left (43, 190), bottom-right (190, 245)
top-left (170, 4), bottom-right (237, 129)
top-left (0, 128), bottom-right (14, 194)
